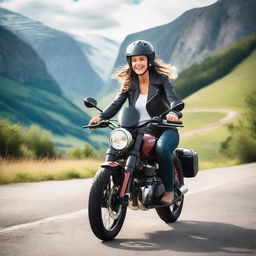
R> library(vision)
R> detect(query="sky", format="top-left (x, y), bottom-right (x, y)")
top-left (0, 0), bottom-right (218, 42)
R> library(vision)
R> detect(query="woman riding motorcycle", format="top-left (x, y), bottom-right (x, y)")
top-left (89, 40), bottom-right (184, 204)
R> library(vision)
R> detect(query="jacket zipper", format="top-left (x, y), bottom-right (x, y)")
top-left (147, 90), bottom-right (159, 104)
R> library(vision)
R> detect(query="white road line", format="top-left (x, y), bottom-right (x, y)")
top-left (0, 173), bottom-right (255, 234)
top-left (0, 210), bottom-right (87, 234)
top-left (187, 173), bottom-right (256, 195)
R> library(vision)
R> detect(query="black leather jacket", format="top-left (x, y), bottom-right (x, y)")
top-left (100, 70), bottom-right (184, 120)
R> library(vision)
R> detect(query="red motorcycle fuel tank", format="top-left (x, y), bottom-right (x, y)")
top-left (140, 132), bottom-right (158, 160)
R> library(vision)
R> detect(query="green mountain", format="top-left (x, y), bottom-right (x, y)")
top-left (0, 26), bottom-right (106, 150)
top-left (0, 25), bottom-right (60, 95)
top-left (0, 75), bottom-right (107, 150)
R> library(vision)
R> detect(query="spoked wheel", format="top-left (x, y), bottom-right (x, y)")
top-left (88, 168), bottom-right (127, 241)
top-left (156, 157), bottom-right (184, 223)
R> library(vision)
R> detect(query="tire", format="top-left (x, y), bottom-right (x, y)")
top-left (88, 168), bottom-right (127, 241)
top-left (155, 157), bottom-right (184, 223)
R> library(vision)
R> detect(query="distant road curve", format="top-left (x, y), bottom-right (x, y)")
top-left (180, 108), bottom-right (238, 137)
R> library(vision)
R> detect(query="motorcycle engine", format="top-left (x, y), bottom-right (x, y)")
top-left (129, 163), bottom-right (165, 210)
top-left (140, 180), bottom-right (165, 207)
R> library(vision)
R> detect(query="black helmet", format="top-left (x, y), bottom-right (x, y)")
top-left (125, 40), bottom-right (155, 66)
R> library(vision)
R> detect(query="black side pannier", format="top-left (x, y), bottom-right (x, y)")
top-left (175, 148), bottom-right (198, 178)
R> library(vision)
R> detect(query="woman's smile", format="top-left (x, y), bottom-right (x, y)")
top-left (131, 55), bottom-right (148, 75)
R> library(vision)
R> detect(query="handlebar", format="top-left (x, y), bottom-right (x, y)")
top-left (83, 117), bottom-right (183, 130)
top-left (137, 117), bottom-right (183, 128)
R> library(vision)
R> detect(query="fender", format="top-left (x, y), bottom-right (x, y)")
top-left (93, 162), bottom-right (124, 183)
top-left (101, 161), bottom-right (123, 168)
top-left (101, 161), bottom-right (130, 197)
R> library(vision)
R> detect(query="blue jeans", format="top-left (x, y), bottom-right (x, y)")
top-left (155, 129), bottom-right (179, 192)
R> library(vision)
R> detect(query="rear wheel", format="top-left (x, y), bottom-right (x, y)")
top-left (88, 168), bottom-right (127, 241)
top-left (156, 157), bottom-right (184, 223)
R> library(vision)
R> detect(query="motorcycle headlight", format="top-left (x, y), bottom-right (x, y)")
top-left (110, 128), bottom-right (133, 150)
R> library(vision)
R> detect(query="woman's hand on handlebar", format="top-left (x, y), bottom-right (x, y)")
top-left (89, 116), bottom-right (102, 125)
top-left (166, 113), bottom-right (179, 122)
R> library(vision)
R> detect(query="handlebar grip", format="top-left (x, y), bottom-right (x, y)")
top-left (171, 121), bottom-right (183, 125)
top-left (83, 120), bottom-right (110, 129)
top-left (164, 120), bottom-right (183, 125)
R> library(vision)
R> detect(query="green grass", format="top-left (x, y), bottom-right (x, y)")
top-left (185, 50), bottom-right (256, 112)
top-left (182, 111), bottom-right (226, 132)
top-left (180, 50), bottom-right (256, 169)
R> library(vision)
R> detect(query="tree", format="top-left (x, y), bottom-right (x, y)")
top-left (220, 90), bottom-right (256, 163)
top-left (82, 144), bottom-right (96, 158)
top-left (0, 120), bottom-right (57, 158)
top-left (68, 147), bottom-right (82, 159)
top-left (0, 119), bottom-right (24, 157)
top-left (24, 125), bottom-right (57, 158)
top-left (68, 144), bottom-right (96, 159)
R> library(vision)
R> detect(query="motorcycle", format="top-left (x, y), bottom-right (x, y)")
top-left (83, 97), bottom-right (198, 241)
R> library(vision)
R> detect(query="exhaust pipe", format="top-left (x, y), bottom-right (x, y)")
top-left (179, 184), bottom-right (188, 195)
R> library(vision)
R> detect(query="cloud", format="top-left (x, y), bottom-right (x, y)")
top-left (0, 0), bottom-right (120, 29)
top-left (0, 0), bottom-right (217, 41)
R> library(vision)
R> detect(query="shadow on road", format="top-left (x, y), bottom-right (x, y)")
top-left (104, 220), bottom-right (256, 254)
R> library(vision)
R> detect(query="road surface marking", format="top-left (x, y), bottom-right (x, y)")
top-left (187, 173), bottom-right (256, 195)
top-left (0, 210), bottom-right (86, 234)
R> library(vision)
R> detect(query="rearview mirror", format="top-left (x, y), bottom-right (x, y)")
top-left (83, 97), bottom-right (103, 113)
top-left (84, 97), bottom-right (97, 108)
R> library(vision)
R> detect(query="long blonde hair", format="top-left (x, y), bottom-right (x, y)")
top-left (112, 59), bottom-right (178, 92)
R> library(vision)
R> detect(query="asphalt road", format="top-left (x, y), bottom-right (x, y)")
top-left (0, 163), bottom-right (255, 256)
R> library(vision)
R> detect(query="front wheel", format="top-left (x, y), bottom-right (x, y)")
top-left (156, 157), bottom-right (184, 223)
top-left (88, 168), bottom-right (127, 241)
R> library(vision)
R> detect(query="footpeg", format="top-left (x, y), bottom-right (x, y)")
top-left (179, 184), bottom-right (188, 195)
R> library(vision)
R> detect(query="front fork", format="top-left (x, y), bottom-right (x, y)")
top-left (104, 128), bottom-right (145, 198)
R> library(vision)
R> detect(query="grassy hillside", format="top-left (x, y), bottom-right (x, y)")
top-left (0, 76), bottom-right (108, 151)
top-left (184, 50), bottom-right (256, 111)
top-left (179, 49), bottom-right (256, 169)
top-left (181, 112), bottom-right (226, 132)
